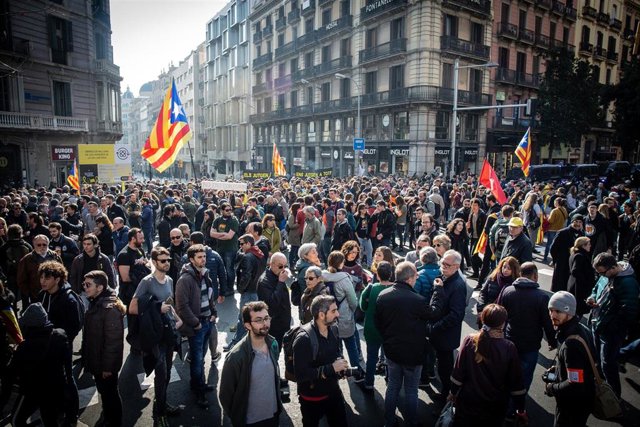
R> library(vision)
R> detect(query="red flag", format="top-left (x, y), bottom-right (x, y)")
top-left (479, 160), bottom-right (507, 205)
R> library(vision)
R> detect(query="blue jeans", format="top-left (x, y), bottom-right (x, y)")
top-left (341, 333), bottom-right (361, 369)
top-left (289, 245), bottom-right (299, 267)
top-left (620, 338), bottom-right (640, 360)
top-left (594, 328), bottom-right (626, 396)
top-left (519, 350), bottom-right (539, 391)
top-left (320, 236), bottom-right (331, 264)
top-left (221, 250), bottom-right (237, 295)
top-left (188, 319), bottom-right (212, 392)
top-left (229, 292), bottom-right (258, 346)
top-left (385, 359), bottom-right (422, 427)
top-left (543, 231), bottom-right (557, 261)
top-left (365, 341), bottom-right (382, 387)
top-left (358, 237), bottom-right (373, 267)
top-left (143, 229), bottom-right (154, 255)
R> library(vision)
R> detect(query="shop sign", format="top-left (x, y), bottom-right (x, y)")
top-left (390, 148), bottom-right (410, 156)
top-left (294, 168), bottom-right (333, 178)
top-left (362, 148), bottom-right (377, 158)
top-left (435, 149), bottom-right (451, 156)
top-left (51, 146), bottom-right (75, 161)
top-left (320, 151), bottom-right (332, 158)
top-left (464, 149), bottom-right (478, 158)
top-left (344, 152), bottom-right (354, 159)
top-left (293, 157), bottom-right (303, 166)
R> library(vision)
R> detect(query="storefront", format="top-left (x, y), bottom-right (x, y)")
top-left (51, 145), bottom-right (76, 187)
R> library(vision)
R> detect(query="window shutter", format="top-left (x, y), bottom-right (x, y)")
top-left (66, 20), bottom-right (73, 52)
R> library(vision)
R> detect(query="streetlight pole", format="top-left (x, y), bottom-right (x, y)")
top-left (335, 73), bottom-right (361, 175)
top-left (450, 59), bottom-right (498, 179)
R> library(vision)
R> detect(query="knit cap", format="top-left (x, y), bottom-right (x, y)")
top-left (18, 303), bottom-right (50, 329)
top-left (548, 291), bottom-right (576, 316)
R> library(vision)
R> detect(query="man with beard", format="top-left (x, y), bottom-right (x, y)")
top-left (454, 198), bottom-right (472, 222)
top-left (220, 301), bottom-right (283, 427)
top-left (210, 202), bottom-right (239, 297)
top-left (116, 228), bottom-right (151, 307)
top-left (168, 228), bottom-right (189, 285)
top-left (25, 213), bottom-right (49, 247)
top-left (69, 234), bottom-right (115, 298)
top-left (48, 222), bottom-right (79, 271)
top-left (158, 205), bottom-right (177, 249)
top-left (17, 235), bottom-right (62, 310)
top-left (549, 215), bottom-right (585, 292)
top-left (584, 202), bottom-right (613, 259)
top-left (83, 201), bottom-right (102, 235)
top-left (105, 194), bottom-right (127, 223)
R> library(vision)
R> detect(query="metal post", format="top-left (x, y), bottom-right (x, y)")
top-left (356, 83), bottom-right (361, 170)
top-left (450, 58), bottom-right (459, 179)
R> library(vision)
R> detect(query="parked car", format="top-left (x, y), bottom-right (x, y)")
top-left (602, 161), bottom-right (632, 186)
top-left (563, 163), bottom-right (601, 183)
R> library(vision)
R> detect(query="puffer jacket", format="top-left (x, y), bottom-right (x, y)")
top-left (82, 287), bottom-right (125, 375)
top-left (286, 213), bottom-right (302, 247)
top-left (175, 263), bottom-right (216, 337)
top-left (415, 263), bottom-right (440, 299)
top-left (322, 270), bottom-right (357, 338)
top-left (589, 262), bottom-right (639, 334)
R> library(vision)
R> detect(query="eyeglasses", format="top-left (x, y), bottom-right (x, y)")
top-left (170, 236), bottom-right (182, 240)
top-left (441, 261), bottom-right (456, 268)
top-left (435, 243), bottom-right (443, 247)
top-left (275, 264), bottom-right (287, 269)
top-left (224, 208), bottom-right (232, 212)
top-left (82, 282), bottom-right (95, 288)
top-left (156, 259), bottom-right (171, 264)
top-left (250, 316), bottom-right (271, 324)
top-left (239, 241), bottom-right (247, 245)
top-left (305, 276), bottom-right (317, 280)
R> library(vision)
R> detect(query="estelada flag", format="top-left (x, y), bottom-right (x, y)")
top-left (515, 127), bottom-right (532, 177)
top-left (272, 142), bottom-right (287, 176)
top-left (473, 230), bottom-right (488, 255)
top-left (478, 160), bottom-right (507, 205)
top-left (0, 298), bottom-right (22, 345)
top-left (67, 159), bottom-right (80, 191)
top-left (141, 79), bottom-right (192, 172)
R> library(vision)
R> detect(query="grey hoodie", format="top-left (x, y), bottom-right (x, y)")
top-left (322, 270), bottom-right (357, 338)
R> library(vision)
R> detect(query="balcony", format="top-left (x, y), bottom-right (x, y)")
top-left (606, 51), bottom-right (619, 63)
top-left (498, 22), bottom-right (518, 40)
top-left (597, 12), bottom-right (610, 24)
top-left (288, 8), bottom-right (301, 23)
top-left (262, 25), bottom-right (273, 38)
top-left (610, 18), bottom-right (622, 31)
top-left (0, 37), bottom-right (31, 57)
top-left (518, 28), bottom-right (535, 44)
top-left (315, 15), bottom-right (353, 42)
top-left (276, 16), bottom-right (286, 31)
top-left (495, 68), bottom-right (540, 88)
top-left (565, 7), bottom-right (577, 20)
top-left (319, 0), bottom-right (333, 5)
top-left (593, 45), bottom-right (607, 59)
top-left (253, 31), bottom-right (263, 44)
top-left (0, 112), bottom-right (88, 132)
top-left (97, 120), bottom-right (123, 134)
top-left (275, 40), bottom-right (297, 59)
top-left (360, 0), bottom-right (408, 23)
top-left (552, 1), bottom-right (565, 15)
top-left (551, 39), bottom-right (575, 54)
top-left (94, 59), bottom-right (121, 78)
top-left (312, 56), bottom-right (352, 77)
top-left (297, 32), bottom-right (316, 50)
top-left (535, 0), bottom-right (552, 9)
top-left (274, 74), bottom-right (293, 89)
top-left (535, 33), bottom-right (551, 49)
top-left (442, 0), bottom-right (491, 16)
top-left (579, 41), bottom-right (594, 55)
top-left (582, 5), bottom-right (597, 20)
top-left (359, 38), bottom-right (407, 64)
top-left (253, 51), bottom-right (273, 69)
top-left (252, 80), bottom-right (273, 95)
top-left (301, 0), bottom-right (315, 16)
top-left (440, 36), bottom-right (490, 59)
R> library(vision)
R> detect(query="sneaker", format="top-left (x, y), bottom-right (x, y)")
top-left (154, 416), bottom-right (170, 427)
top-left (212, 351), bottom-right (222, 363)
top-left (223, 344), bottom-right (234, 352)
top-left (229, 324), bottom-right (237, 332)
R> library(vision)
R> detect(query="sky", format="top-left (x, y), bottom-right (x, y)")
top-left (111, 0), bottom-right (227, 97)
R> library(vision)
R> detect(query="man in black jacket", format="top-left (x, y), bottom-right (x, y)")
top-left (371, 200), bottom-right (395, 251)
top-left (498, 262), bottom-right (557, 391)
top-left (375, 261), bottom-right (445, 427)
top-left (256, 252), bottom-right (291, 350)
top-left (467, 199), bottom-right (487, 279)
top-left (293, 295), bottom-right (350, 426)
top-left (330, 209), bottom-right (355, 252)
top-left (224, 235), bottom-right (266, 351)
top-left (157, 205), bottom-right (176, 249)
top-left (48, 222), bottom-right (80, 271)
top-left (500, 217), bottom-right (533, 263)
top-left (545, 291), bottom-right (596, 427)
top-left (549, 215), bottom-right (584, 292)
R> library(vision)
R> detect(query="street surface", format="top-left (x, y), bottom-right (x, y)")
top-left (64, 250), bottom-right (640, 427)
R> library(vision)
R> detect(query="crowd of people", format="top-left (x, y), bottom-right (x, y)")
top-left (0, 172), bottom-right (638, 427)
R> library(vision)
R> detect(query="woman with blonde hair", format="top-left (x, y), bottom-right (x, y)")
top-left (261, 213), bottom-right (281, 256)
top-left (477, 256), bottom-right (520, 313)
top-left (521, 193), bottom-right (542, 246)
top-left (567, 236), bottom-right (596, 316)
top-left (432, 234), bottom-right (451, 259)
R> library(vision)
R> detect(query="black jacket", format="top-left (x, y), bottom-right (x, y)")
top-left (236, 247), bottom-right (266, 294)
top-left (371, 209), bottom-right (396, 238)
top-left (38, 283), bottom-right (83, 343)
top-left (257, 269), bottom-right (292, 336)
top-left (331, 221), bottom-right (355, 252)
top-left (501, 232), bottom-right (533, 263)
top-left (48, 234), bottom-right (80, 271)
top-left (157, 216), bottom-right (173, 249)
top-left (550, 226), bottom-right (584, 292)
top-left (498, 277), bottom-right (557, 352)
top-left (567, 249), bottom-right (596, 316)
top-left (375, 281), bottom-right (445, 366)
top-left (428, 271), bottom-right (468, 351)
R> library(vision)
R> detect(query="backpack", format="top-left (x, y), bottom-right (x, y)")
top-left (325, 280), bottom-right (346, 307)
top-left (290, 279), bottom-right (302, 306)
top-left (494, 223), bottom-right (510, 256)
top-left (64, 287), bottom-right (85, 331)
top-left (528, 208), bottom-right (541, 229)
top-left (5, 243), bottom-right (29, 278)
top-left (283, 322), bottom-right (318, 382)
top-left (426, 199), bottom-right (436, 216)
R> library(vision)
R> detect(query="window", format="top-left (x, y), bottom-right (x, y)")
top-left (278, 33), bottom-right (284, 47)
top-left (535, 16), bottom-right (542, 37)
top-left (278, 62), bottom-right (285, 77)
top-left (0, 75), bottom-right (19, 112)
top-left (322, 8), bottom-right (331, 26)
top-left (322, 45), bottom-right (331, 62)
top-left (596, 31), bottom-right (603, 48)
top-left (563, 27), bottom-right (570, 44)
top-left (516, 51), bottom-right (526, 74)
top-left (389, 65), bottom-right (404, 91)
top-left (436, 111), bottom-right (449, 139)
top-left (304, 51), bottom-right (313, 68)
top-left (470, 22), bottom-right (483, 44)
top-left (498, 47), bottom-right (509, 68)
top-left (519, 9), bottom-right (527, 29)
top-left (307, 86), bottom-right (313, 104)
top-left (549, 22), bottom-right (556, 41)
top-left (365, 71), bottom-right (377, 94)
top-left (442, 63), bottom-right (453, 88)
top-left (341, 0), bottom-right (350, 16)
top-left (581, 26), bottom-right (590, 43)
top-left (290, 57), bottom-right (298, 73)
top-left (366, 28), bottom-right (377, 48)
top-left (390, 17), bottom-right (404, 40)
top-left (340, 78), bottom-right (350, 98)
top-left (340, 38), bottom-right (350, 56)
top-left (277, 93), bottom-right (285, 110)
top-left (533, 56), bottom-right (540, 76)
top-left (94, 32), bottom-right (106, 59)
top-left (464, 115), bottom-right (478, 140)
top-left (393, 112), bottom-right (409, 139)
top-left (607, 35), bottom-right (616, 53)
top-left (443, 15), bottom-right (458, 37)
top-left (469, 69), bottom-right (482, 93)
top-left (290, 90), bottom-right (298, 107)
top-left (305, 18), bottom-right (314, 33)
top-left (605, 68), bottom-right (611, 84)
top-left (501, 3), bottom-right (509, 23)
top-left (53, 80), bottom-right (72, 116)
top-left (321, 82), bottom-right (330, 102)
top-left (47, 15), bottom-right (73, 65)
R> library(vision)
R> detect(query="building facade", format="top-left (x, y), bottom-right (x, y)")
top-left (0, 0), bottom-right (122, 187)
top-left (205, 0), bottom-right (253, 177)
top-left (249, 0), bottom-right (494, 177)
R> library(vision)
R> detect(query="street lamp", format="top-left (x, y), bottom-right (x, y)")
top-left (450, 59), bottom-right (498, 179)
top-left (335, 73), bottom-right (361, 175)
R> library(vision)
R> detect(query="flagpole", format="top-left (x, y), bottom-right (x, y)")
top-left (187, 140), bottom-right (198, 182)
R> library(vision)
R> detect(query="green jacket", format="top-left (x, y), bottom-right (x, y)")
top-left (219, 334), bottom-right (282, 427)
top-left (359, 282), bottom-right (390, 344)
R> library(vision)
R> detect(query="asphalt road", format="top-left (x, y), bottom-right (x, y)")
top-left (58, 251), bottom-right (640, 427)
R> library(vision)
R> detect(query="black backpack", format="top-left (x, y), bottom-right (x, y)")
top-left (64, 287), bottom-right (85, 334)
top-left (283, 322), bottom-right (318, 382)
top-left (494, 223), bottom-right (510, 257)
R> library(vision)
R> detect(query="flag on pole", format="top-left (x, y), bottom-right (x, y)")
top-left (515, 127), bottom-right (532, 177)
top-left (478, 160), bottom-right (507, 205)
top-left (0, 299), bottom-right (22, 345)
top-left (536, 213), bottom-right (545, 245)
top-left (67, 159), bottom-right (80, 191)
top-left (473, 230), bottom-right (488, 255)
top-left (141, 80), bottom-right (192, 172)
top-left (272, 142), bottom-right (287, 176)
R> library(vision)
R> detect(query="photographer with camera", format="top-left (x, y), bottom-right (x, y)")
top-left (544, 291), bottom-right (596, 427)
top-left (292, 295), bottom-right (350, 427)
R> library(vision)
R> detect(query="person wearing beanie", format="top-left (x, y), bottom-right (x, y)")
top-left (11, 303), bottom-right (73, 426)
top-left (545, 291), bottom-right (596, 426)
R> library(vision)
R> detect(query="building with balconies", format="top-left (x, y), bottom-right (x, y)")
top-left (0, 0), bottom-right (122, 187)
top-left (487, 0), bottom-right (576, 169)
top-left (249, 0), bottom-right (493, 176)
top-left (204, 0), bottom-right (253, 177)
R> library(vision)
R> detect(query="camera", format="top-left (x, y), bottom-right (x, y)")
top-left (341, 367), bottom-right (363, 379)
top-left (542, 370), bottom-right (557, 383)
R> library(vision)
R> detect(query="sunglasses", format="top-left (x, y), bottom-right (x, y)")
top-left (276, 264), bottom-right (287, 269)
top-left (35, 243), bottom-right (48, 247)
top-left (305, 276), bottom-right (317, 280)
top-left (156, 259), bottom-right (171, 264)
top-left (170, 236), bottom-right (182, 240)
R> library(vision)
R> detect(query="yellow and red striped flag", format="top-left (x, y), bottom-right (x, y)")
top-left (515, 127), bottom-right (532, 177)
top-left (473, 230), bottom-right (488, 255)
top-left (141, 80), bottom-right (192, 172)
top-left (67, 159), bottom-right (80, 191)
top-left (536, 214), bottom-right (545, 245)
top-left (272, 142), bottom-right (287, 176)
top-left (0, 300), bottom-right (22, 345)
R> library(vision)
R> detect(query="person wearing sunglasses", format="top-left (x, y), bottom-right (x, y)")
top-left (299, 266), bottom-right (328, 324)
top-left (17, 234), bottom-right (62, 311)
